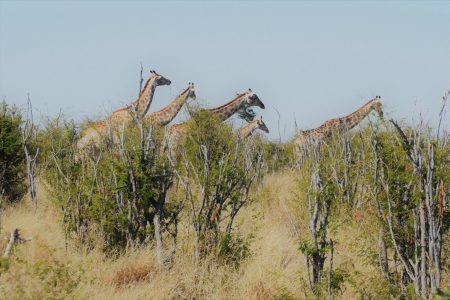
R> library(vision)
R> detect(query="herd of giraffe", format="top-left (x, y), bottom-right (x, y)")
top-left (76, 69), bottom-right (384, 158)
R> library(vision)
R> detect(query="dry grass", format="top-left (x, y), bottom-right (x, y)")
top-left (112, 263), bottom-right (157, 288)
top-left (0, 172), bottom-right (399, 299)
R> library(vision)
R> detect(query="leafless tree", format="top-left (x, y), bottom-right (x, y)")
top-left (22, 94), bottom-right (39, 211)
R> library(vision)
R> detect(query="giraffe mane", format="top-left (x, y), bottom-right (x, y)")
top-left (139, 76), bottom-right (155, 98)
top-left (180, 86), bottom-right (191, 95)
top-left (209, 93), bottom-right (246, 112)
top-left (111, 104), bottom-right (132, 114)
top-left (347, 97), bottom-right (379, 116)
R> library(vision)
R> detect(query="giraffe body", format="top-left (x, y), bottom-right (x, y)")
top-left (295, 96), bottom-right (383, 146)
top-left (76, 70), bottom-right (171, 155)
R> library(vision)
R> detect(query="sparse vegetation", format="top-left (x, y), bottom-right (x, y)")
top-left (0, 94), bottom-right (449, 299)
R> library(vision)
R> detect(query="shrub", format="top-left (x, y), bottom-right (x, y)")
top-left (0, 101), bottom-right (26, 202)
top-left (42, 115), bottom-right (174, 254)
top-left (217, 232), bottom-right (252, 268)
top-left (176, 110), bottom-right (264, 262)
top-left (0, 254), bottom-right (85, 299)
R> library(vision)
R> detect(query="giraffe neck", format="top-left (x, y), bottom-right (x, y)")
top-left (238, 120), bottom-right (259, 138)
top-left (134, 76), bottom-right (157, 116)
top-left (207, 94), bottom-right (246, 121)
top-left (341, 99), bottom-right (376, 130)
top-left (147, 88), bottom-right (191, 126)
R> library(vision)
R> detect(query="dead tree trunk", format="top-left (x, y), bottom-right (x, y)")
top-left (22, 95), bottom-right (39, 210)
top-left (153, 172), bottom-right (172, 266)
top-left (2, 228), bottom-right (31, 258)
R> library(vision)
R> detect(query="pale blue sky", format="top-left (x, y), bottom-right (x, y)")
top-left (1, 1), bottom-right (449, 140)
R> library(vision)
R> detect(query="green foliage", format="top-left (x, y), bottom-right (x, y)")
top-left (3, 95), bottom-right (447, 299)
top-left (0, 254), bottom-right (85, 300)
top-left (183, 110), bottom-right (235, 171)
top-left (260, 139), bottom-right (295, 173)
top-left (274, 287), bottom-right (296, 300)
top-left (0, 257), bottom-right (10, 273)
top-left (434, 263), bottom-right (450, 299)
top-left (349, 270), bottom-right (402, 299)
top-left (0, 101), bottom-right (26, 201)
top-left (329, 267), bottom-right (349, 294)
top-left (298, 238), bottom-right (329, 257)
top-left (218, 233), bottom-right (252, 268)
top-left (179, 110), bottom-right (264, 259)
top-left (435, 286), bottom-right (450, 300)
top-left (42, 116), bottom-right (173, 253)
top-left (294, 120), bottom-right (450, 297)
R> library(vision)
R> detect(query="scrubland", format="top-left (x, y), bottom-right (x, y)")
top-left (1, 101), bottom-right (450, 299)
top-left (1, 172), bottom-right (405, 300)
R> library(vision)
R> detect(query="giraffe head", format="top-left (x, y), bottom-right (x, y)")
top-left (371, 96), bottom-right (383, 119)
top-left (150, 70), bottom-right (172, 86)
top-left (244, 89), bottom-right (265, 109)
top-left (256, 116), bottom-right (269, 133)
top-left (185, 82), bottom-right (196, 101)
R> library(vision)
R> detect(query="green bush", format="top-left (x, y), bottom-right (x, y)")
top-left (0, 254), bottom-right (85, 299)
top-left (218, 232), bottom-right (252, 268)
top-left (177, 110), bottom-right (264, 261)
top-left (0, 101), bottom-right (26, 202)
top-left (42, 116), bottom-right (173, 253)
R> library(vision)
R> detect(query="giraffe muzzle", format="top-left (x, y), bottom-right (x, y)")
top-left (257, 99), bottom-right (265, 109)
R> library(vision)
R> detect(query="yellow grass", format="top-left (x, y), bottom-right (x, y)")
top-left (0, 172), bottom-right (402, 299)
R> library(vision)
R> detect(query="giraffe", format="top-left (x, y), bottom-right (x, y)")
top-left (295, 96), bottom-right (383, 146)
top-left (238, 116), bottom-right (269, 139)
top-left (165, 89), bottom-right (265, 152)
top-left (205, 88), bottom-right (265, 121)
top-left (76, 70), bottom-right (171, 154)
top-left (145, 83), bottom-right (196, 126)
